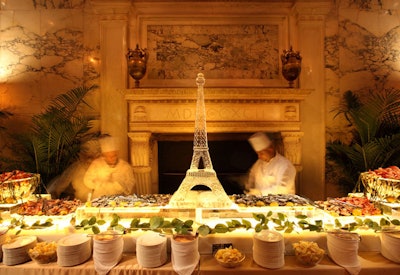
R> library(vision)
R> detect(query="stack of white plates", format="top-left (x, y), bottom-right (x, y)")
top-left (136, 232), bottom-right (167, 268)
top-left (2, 235), bottom-right (37, 265)
top-left (380, 231), bottom-right (400, 263)
top-left (171, 234), bottom-right (200, 275)
top-left (0, 227), bottom-right (8, 261)
top-left (57, 233), bottom-right (92, 267)
top-left (93, 231), bottom-right (123, 275)
top-left (253, 230), bottom-right (285, 269)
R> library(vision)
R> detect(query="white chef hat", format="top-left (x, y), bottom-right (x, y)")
top-left (80, 140), bottom-right (101, 157)
top-left (99, 136), bottom-right (119, 153)
top-left (248, 132), bottom-right (272, 152)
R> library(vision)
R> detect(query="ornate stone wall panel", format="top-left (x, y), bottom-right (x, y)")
top-left (133, 6), bottom-right (291, 87)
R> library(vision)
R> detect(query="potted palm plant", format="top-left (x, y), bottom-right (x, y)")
top-left (0, 109), bottom-right (12, 130)
top-left (326, 89), bottom-right (400, 194)
top-left (8, 85), bottom-right (99, 190)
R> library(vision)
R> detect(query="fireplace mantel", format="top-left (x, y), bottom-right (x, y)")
top-left (125, 87), bottom-right (311, 194)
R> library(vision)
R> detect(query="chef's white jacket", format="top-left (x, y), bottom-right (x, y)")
top-left (84, 157), bottom-right (135, 199)
top-left (247, 153), bottom-right (296, 195)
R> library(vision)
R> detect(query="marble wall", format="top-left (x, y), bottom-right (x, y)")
top-left (324, 0), bottom-right (400, 195)
top-left (326, 0), bottom-right (400, 141)
top-left (0, 0), bottom-right (100, 139)
top-left (1, 0), bottom-right (400, 197)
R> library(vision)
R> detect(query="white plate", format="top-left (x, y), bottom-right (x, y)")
top-left (2, 236), bottom-right (37, 249)
top-left (58, 234), bottom-right (91, 247)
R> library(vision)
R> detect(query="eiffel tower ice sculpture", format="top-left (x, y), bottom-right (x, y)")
top-left (169, 73), bottom-right (232, 208)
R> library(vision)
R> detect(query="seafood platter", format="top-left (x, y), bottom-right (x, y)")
top-left (75, 193), bottom-right (317, 221)
top-left (361, 166), bottom-right (400, 203)
top-left (0, 170), bottom-right (40, 206)
top-left (360, 166), bottom-right (400, 215)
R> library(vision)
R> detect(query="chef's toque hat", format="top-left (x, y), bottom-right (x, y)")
top-left (99, 136), bottom-right (119, 153)
top-left (248, 132), bottom-right (271, 152)
top-left (81, 140), bottom-right (101, 157)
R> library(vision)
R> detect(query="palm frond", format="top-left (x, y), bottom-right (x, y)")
top-left (45, 85), bottom-right (97, 118)
top-left (8, 85), bottom-right (99, 185)
top-left (0, 110), bottom-right (13, 131)
top-left (332, 90), bottom-right (361, 123)
top-left (327, 88), bottom-right (400, 192)
top-left (372, 134), bottom-right (400, 166)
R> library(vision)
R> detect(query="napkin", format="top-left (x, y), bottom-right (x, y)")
top-left (171, 236), bottom-right (200, 275)
top-left (93, 234), bottom-right (123, 275)
top-left (327, 232), bottom-right (361, 275)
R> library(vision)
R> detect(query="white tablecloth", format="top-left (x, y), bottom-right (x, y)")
top-left (0, 252), bottom-right (399, 275)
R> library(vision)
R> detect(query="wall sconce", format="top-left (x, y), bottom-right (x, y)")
top-left (281, 46), bottom-right (302, 88)
top-left (126, 44), bottom-right (149, 88)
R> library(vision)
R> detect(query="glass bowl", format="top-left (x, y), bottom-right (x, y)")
top-left (214, 247), bottom-right (245, 268)
top-left (293, 241), bottom-right (325, 266)
top-left (28, 241), bottom-right (57, 264)
top-left (295, 252), bottom-right (324, 266)
top-left (216, 254), bottom-right (245, 268)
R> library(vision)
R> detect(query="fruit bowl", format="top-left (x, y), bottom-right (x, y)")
top-left (214, 247), bottom-right (245, 268)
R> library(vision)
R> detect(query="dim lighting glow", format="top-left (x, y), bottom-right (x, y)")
top-left (0, 66), bottom-right (6, 77)
top-left (0, 51), bottom-right (15, 81)
top-left (0, 65), bottom-right (11, 83)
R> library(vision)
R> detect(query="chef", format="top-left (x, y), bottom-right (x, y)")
top-left (83, 135), bottom-right (136, 200)
top-left (47, 140), bottom-right (100, 201)
top-left (246, 132), bottom-right (296, 195)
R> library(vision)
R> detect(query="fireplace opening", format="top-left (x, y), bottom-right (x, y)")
top-left (157, 135), bottom-right (258, 195)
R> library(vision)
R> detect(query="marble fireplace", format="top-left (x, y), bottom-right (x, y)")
top-left (125, 87), bottom-right (310, 194)
top-left (92, 0), bottom-right (330, 199)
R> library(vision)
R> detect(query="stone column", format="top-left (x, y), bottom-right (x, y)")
top-left (90, 0), bottom-right (131, 160)
top-left (292, 0), bottom-right (332, 199)
top-left (281, 131), bottom-right (303, 167)
top-left (128, 132), bottom-right (152, 194)
top-left (282, 131), bottom-right (303, 193)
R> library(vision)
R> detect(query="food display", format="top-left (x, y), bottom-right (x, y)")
top-left (87, 193), bottom-right (312, 208)
top-left (28, 241), bottom-right (57, 264)
top-left (89, 194), bottom-right (171, 208)
top-left (292, 241), bottom-right (325, 266)
top-left (314, 196), bottom-right (381, 216)
top-left (16, 198), bottom-right (82, 216)
top-left (0, 191), bottom-right (399, 272)
top-left (74, 193), bottom-right (317, 221)
top-left (230, 194), bottom-right (312, 207)
top-left (369, 166), bottom-right (400, 179)
top-left (361, 166), bottom-right (400, 202)
top-left (214, 246), bottom-right (245, 268)
top-left (0, 170), bottom-right (40, 204)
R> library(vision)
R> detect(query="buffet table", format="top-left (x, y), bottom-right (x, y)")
top-left (0, 252), bottom-right (399, 275)
top-left (1, 193), bottom-right (399, 275)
